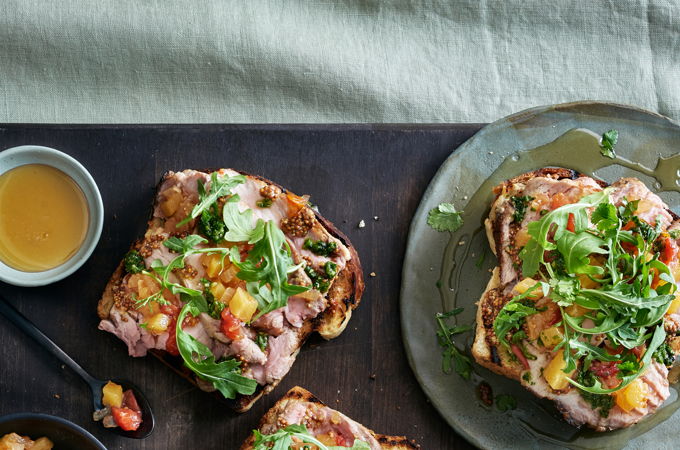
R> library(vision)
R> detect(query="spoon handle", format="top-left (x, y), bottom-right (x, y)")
top-left (0, 295), bottom-right (97, 386)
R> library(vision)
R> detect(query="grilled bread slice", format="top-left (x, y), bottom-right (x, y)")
top-left (473, 168), bottom-right (680, 431)
top-left (97, 169), bottom-right (364, 412)
top-left (240, 386), bottom-right (418, 449)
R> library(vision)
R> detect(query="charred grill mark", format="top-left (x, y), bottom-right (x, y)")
top-left (493, 203), bottom-right (505, 259)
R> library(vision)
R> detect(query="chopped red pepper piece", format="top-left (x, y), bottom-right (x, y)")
top-left (566, 213), bottom-right (575, 233)
top-left (111, 406), bottom-right (142, 431)
top-left (511, 344), bottom-right (530, 370)
top-left (221, 308), bottom-right (243, 340)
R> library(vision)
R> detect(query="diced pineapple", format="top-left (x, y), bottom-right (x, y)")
top-left (565, 304), bottom-right (590, 317)
top-left (219, 286), bottom-right (236, 304)
top-left (160, 186), bottom-right (182, 217)
top-left (210, 282), bottom-right (226, 300)
top-left (514, 229), bottom-right (530, 248)
top-left (102, 381), bottom-right (123, 408)
top-left (202, 253), bottom-right (224, 278)
top-left (513, 277), bottom-right (542, 300)
top-left (577, 273), bottom-right (600, 289)
top-left (136, 301), bottom-right (157, 318)
top-left (543, 351), bottom-right (575, 390)
top-left (540, 326), bottom-right (564, 349)
top-left (146, 313), bottom-right (171, 335)
top-left (219, 264), bottom-right (239, 285)
top-left (229, 287), bottom-right (258, 322)
top-left (672, 264), bottom-right (680, 284)
top-left (134, 274), bottom-right (160, 299)
top-left (314, 433), bottom-right (338, 446)
top-left (667, 294), bottom-right (680, 316)
top-left (614, 378), bottom-right (649, 412)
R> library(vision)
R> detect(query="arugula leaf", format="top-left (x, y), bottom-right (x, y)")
top-left (252, 424), bottom-right (370, 450)
top-left (233, 220), bottom-right (309, 319)
top-left (600, 129), bottom-right (618, 159)
top-left (164, 234), bottom-right (208, 253)
top-left (175, 292), bottom-right (257, 399)
top-left (520, 189), bottom-right (611, 277)
top-left (177, 172), bottom-right (246, 227)
top-left (427, 202), bottom-right (464, 232)
top-left (492, 285), bottom-right (542, 349)
top-left (568, 325), bottom-right (666, 394)
top-left (556, 231), bottom-right (607, 275)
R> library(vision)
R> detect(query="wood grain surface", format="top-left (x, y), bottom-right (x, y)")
top-left (0, 124), bottom-right (482, 450)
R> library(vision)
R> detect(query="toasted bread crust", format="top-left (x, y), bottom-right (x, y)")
top-left (97, 169), bottom-right (364, 412)
top-left (471, 267), bottom-right (522, 380)
top-left (240, 386), bottom-right (419, 449)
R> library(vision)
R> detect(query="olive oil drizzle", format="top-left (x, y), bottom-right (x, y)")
top-left (436, 128), bottom-right (680, 448)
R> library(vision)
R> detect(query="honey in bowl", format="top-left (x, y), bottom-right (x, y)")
top-left (0, 164), bottom-right (89, 272)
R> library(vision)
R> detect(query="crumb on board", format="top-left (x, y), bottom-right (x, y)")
top-left (358, 219), bottom-right (366, 228)
top-left (369, 272), bottom-right (376, 277)
top-left (373, 216), bottom-right (379, 221)
top-left (53, 394), bottom-right (61, 399)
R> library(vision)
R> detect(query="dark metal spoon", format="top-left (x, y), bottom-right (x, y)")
top-left (0, 295), bottom-right (154, 439)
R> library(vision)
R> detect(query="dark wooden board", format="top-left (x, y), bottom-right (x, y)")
top-left (0, 124), bottom-right (482, 450)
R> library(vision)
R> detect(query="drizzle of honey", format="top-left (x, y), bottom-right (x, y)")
top-left (0, 164), bottom-right (89, 272)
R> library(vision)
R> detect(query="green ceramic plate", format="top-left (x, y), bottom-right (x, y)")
top-left (400, 101), bottom-right (680, 450)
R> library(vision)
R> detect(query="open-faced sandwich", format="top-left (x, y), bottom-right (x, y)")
top-left (473, 168), bottom-right (680, 431)
top-left (241, 386), bottom-right (418, 449)
top-left (97, 169), bottom-right (363, 411)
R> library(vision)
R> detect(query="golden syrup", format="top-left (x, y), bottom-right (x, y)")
top-left (0, 164), bottom-right (89, 272)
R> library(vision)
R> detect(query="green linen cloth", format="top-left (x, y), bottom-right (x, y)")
top-left (0, 0), bottom-right (678, 123)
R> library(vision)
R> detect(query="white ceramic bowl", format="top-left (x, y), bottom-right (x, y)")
top-left (0, 145), bottom-right (103, 286)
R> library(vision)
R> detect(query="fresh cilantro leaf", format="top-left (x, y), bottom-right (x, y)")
top-left (600, 129), bottom-right (618, 159)
top-left (495, 394), bottom-right (517, 411)
top-left (427, 202), bottom-right (464, 232)
top-left (591, 202), bottom-right (618, 231)
top-left (436, 309), bottom-right (473, 379)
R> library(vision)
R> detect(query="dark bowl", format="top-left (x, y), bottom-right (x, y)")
top-left (0, 413), bottom-right (106, 450)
